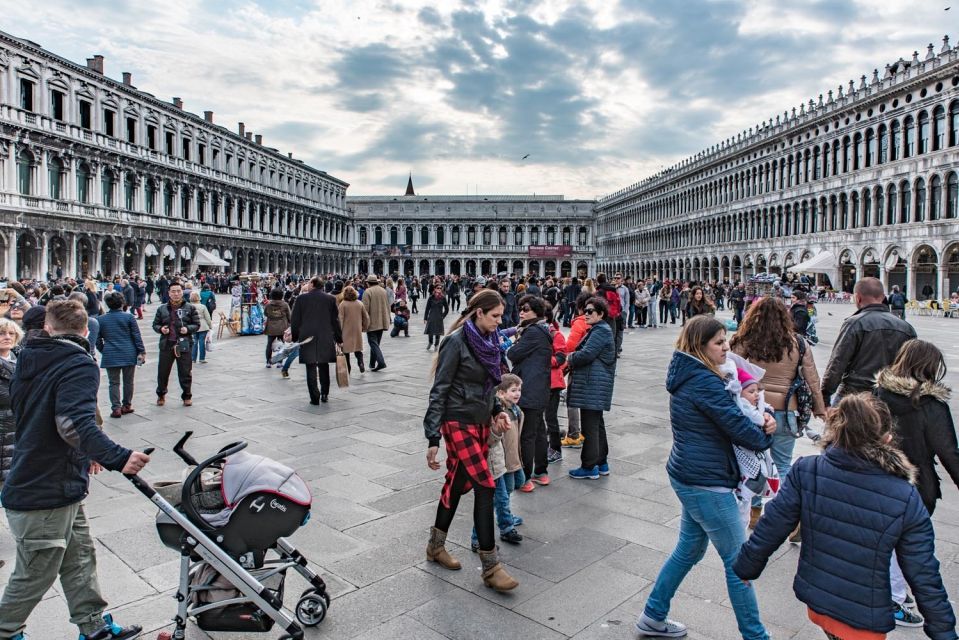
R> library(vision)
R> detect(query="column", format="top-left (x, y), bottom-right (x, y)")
top-left (879, 266), bottom-right (889, 292)
top-left (907, 263), bottom-right (916, 300)
top-left (91, 164), bottom-right (103, 206)
top-left (38, 150), bottom-right (48, 198)
top-left (67, 234), bottom-right (77, 279)
top-left (6, 230), bottom-right (17, 281)
top-left (39, 233), bottom-right (50, 278)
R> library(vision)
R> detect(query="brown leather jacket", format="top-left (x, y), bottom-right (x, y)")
top-left (731, 336), bottom-right (827, 415)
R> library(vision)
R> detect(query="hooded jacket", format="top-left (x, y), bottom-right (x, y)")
top-left (0, 357), bottom-right (15, 485)
top-left (874, 369), bottom-right (959, 514)
top-left (1, 336), bottom-right (131, 510)
top-left (566, 320), bottom-right (616, 411)
top-left (665, 351), bottom-right (772, 488)
top-left (734, 446), bottom-right (957, 639)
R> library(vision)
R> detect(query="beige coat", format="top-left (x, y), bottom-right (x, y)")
top-left (338, 300), bottom-right (369, 353)
top-left (362, 284), bottom-right (391, 332)
top-left (501, 407), bottom-right (524, 473)
top-left (731, 337), bottom-right (827, 415)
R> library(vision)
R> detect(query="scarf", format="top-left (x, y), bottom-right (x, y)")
top-left (166, 299), bottom-right (184, 345)
top-left (464, 319), bottom-right (502, 393)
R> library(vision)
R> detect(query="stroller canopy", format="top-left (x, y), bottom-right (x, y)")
top-left (203, 451), bottom-right (311, 527)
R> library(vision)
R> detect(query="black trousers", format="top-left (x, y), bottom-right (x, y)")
top-left (521, 408), bottom-right (549, 478)
top-left (367, 330), bottom-right (386, 369)
top-left (546, 389), bottom-right (563, 450)
top-left (157, 345), bottom-right (192, 399)
top-left (659, 300), bottom-right (669, 323)
top-left (305, 362), bottom-right (331, 401)
top-left (579, 409), bottom-right (608, 469)
top-left (411, 298), bottom-right (418, 313)
top-left (265, 334), bottom-right (280, 363)
top-left (434, 462), bottom-right (494, 551)
top-left (637, 306), bottom-right (648, 326)
top-left (344, 352), bottom-right (363, 372)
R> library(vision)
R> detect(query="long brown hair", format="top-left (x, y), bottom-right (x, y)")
top-left (676, 315), bottom-right (725, 377)
top-left (822, 393), bottom-right (893, 451)
top-left (729, 297), bottom-right (795, 362)
top-left (887, 339), bottom-right (948, 406)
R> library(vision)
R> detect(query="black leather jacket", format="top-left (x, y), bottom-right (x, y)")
top-left (424, 328), bottom-right (502, 447)
top-left (821, 304), bottom-right (917, 399)
top-left (0, 357), bottom-right (16, 485)
top-left (151, 301), bottom-right (200, 348)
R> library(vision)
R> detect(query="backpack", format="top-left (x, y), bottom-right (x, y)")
top-left (783, 336), bottom-right (814, 436)
top-left (205, 295), bottom-right (216, 313)
top-left (603, 288), bottom-right (622, 319)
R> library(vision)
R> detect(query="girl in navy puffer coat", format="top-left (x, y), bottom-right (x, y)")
top-left (734, 393), bottom-right (957, 640)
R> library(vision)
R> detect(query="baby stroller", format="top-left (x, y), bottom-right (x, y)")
top-left (126, 432), bottom-right (329, 640)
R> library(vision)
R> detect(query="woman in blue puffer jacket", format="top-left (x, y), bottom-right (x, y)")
top-left (96, 291), bottom-right (146, 418)
top-left (734, 393), bottom-right (956, 640)
top-left (636, 315), bottom-right (774, 640)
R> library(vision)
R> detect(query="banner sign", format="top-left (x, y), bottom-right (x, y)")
top-left (371, 244), bottom-right (413, 258)
top-left (528, 245), bottom-right (573, 258)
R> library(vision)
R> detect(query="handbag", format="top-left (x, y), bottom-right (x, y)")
top-left (783, 335), bottom-right (814, 437)
top-left (335, 346), bottom-right (350, 388)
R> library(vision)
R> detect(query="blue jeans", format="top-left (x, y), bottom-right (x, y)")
top-left (471, 471), bottom-right (524, 545)
top-left (282, 345), bottom-right (300, 371)
top-left (644, 478), bottom-right (769, 640)
top-left (751, 411), bottom-right (798, 507)
top-left (191, 331), bottom-right (208, 362)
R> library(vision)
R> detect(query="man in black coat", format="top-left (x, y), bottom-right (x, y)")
top-left (789, 290), bottom-right (810, 336)
top-left (151, 282), bottom-right (200, 406)
top-left (291, 276), bottom-right (343, 404)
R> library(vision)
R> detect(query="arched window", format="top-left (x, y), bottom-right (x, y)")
top-left (931, 175), bottom-right (942, 220)
top-left (48, 156), bottom-right (63, 199)
top-left (865, 129), bottom-right (875, 167)
top-left (579, 226), bottom-right (588, 245)
top-left (163, 182), bottom-right (174, 215)
top-left (822, 144), bottom-right (830, 178)
top-left (843, 136), bottom-right (852, 172)
top-left (918, 111), bottom-right (930, 154)
top-left (948, 173), bottom-right (958, 218)
top-left (878, 124), bottom-right (888, 163)
top-left (499, 226), bottom-right (508, 245)
top-left (389, 226), bottom-right (398, 245)
top-left (16, 148), bottom-right (33, 195)
top-left (562, 226), bottom-right (571, 245)
top-left (102, 170), bottom-right (116, 207)
top-left (832, 139), bottom-right (841, 174)
top-left (144, 180), bottom-right (155, 214)
top-left (886, 184), bottom-right (897, 224)
top-left (180, 186), bottom-right (190, 219)
top-left (451, 226), bottom-right (460, 244)
top-left (850, 192), bottom-right (860, 228)
top-left (951, 102), bottom-right (959, 146)
top-left (853, 133), bottom-right (863, 170)
top-left (863, 189), bottom-right (872, 226)
top-left (124, 173), bottom-right (135, 210)
top-left (899, 180), bottom-right (911, 223)
top-left (359, 227), bottom-right (368, 245)
top-left (436, 226), bottom-right (445, 245)
top-left (546, 226), bottom-right (556, 245)
top-left (933, 106), bottom-right (945, 150)
top-left (404, 226), bottom-right (413, 246)
top-left (531, 226), bottom-right (540, 244)
top-left (890, 120), bottom-right (901, 160)
top-left (903, 115), bottom-right (915, 158)
top-left (874, 187), bottom-right (883, 226)
top-left (915, 178), bottom-right (926, 222)
top-left (515, 226), bottom-right (524, 244)
top-left (482, 226), bottom-right (491, 245)
top-left (419, 227), bottom-right (428, 245)
top-left (77, 162), bottom-right (91, 203)
top-left (813, 147), bottom-right (821, 179)
top-left (374, 226), bottom-right (383, 244)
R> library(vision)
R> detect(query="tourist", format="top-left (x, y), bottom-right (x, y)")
top-left (821, 277), bottom-right (917, 405)
top-left (263, 289), bottom-right (292, 368)
top-left (390, 298), bottom-right (410, 337)
top-left (362, 274), bottom-right (389, 371)
top-left (561, 292), bottom-right (591, 448)
top-left (0, 318), bottom-right (21, 504)
top-left (679, 282), bottom-right (691, 326)
top-left (566, 296), bottom-right (616, 480)
top-left (888, 284), bottom-right (908, 319)
top-left (152, 282), bottom-right (200, 407)
top-left (424, 289), bottom-right (518, 592)
top-left (409, 280), bottom-right (419, 314)
top-left (685, 286), bottom-right (715, 319)
top-left (96, 292), bottom-right (146, 418)
top-left (83, 278), bottom-right (101, 317)
top-left (730, 283), bottom-right (746, 325)
top-left (145, 275), bottom-right (155, 304)
top-left (424, 284), bottom-right (449, 351)
top-left (508, 294), bottom-right (554, 490)
top-left (544, 303), bottom-right (568, 465)
top-left (729, 297), bottom-right (827, 529)
top-left (733, 394), bottom-right (957, 640)
top-left (634, 281), bottom-right (651, 328)
top-left (290, 276), bottom-right (343, 404)
top-left (499, 278), bottom-right (519, 327)
top-left (338, 285), bottom-right (369, 373)
top-left (659, 283), bottom-right (672, 325)
top-left (596, 272), bottom-right (623, 353)
top-left (636, 315), bottom-right (773, 640)
top-left (789, 290), bottom-right (810, 336)
top-left (446, 275), bottom-right (461, 312)
top-left (188, 291), bottom-right (212, 364)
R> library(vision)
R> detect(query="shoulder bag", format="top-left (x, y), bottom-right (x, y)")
top-left (783, 335), bottom-right (814, 437)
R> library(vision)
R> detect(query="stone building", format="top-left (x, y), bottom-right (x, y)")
top-left (595, 37), bottom-right (959, 298)
top-left (0, 30), bottom-right (352, 280)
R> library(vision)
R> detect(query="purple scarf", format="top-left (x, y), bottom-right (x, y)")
top-left (464, 319), bottom-right (502, 393)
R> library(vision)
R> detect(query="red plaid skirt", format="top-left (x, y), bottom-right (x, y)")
top-left (439, 421), bottom-right (494, 509)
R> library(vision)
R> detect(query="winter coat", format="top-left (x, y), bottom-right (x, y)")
top-left (424, 327), bottom-right (500, 447)
top-left (507, 321), bottom-right (553, 410)
top-left (123, 283), bottom-right (136, 309)
top-left (566, 314), bottom-right (588, 353)
top-left (665, 351), bottom-right (772, 488)
top-left (548, 324), bottom-right (567, 390)
top-left (196, 304), bottom-right (212, 333)
top-left (499, 290), bottom-right (519, 328)
top-left (566, 320), bottom-right (616, 411)
top-left (0, 357), bottom-right (15, 486)
top-left (734, 446), bottom-right (957, 639)
top-left (1, 336), bottom-right (132, 510)
top-left (151, 301), bottom-right (200, 349)
top-left (875, 369), bottom-right (959, 514)
top-left (338, 300), bottom-right (369, 353)
top-left (85, 290), bottom-right (101, 317)
top-left (424, 295), bottom-right (449, 336)
top-left (96, 309), bottom-right (146, 368)
top-left (790, 302), bottom-right (809, 335)
top-left (731, 335), bottom-right (826, 414)
top-left (135, 282), bottom-right (147, 306)
top-left (502, 405), bottom-right (524, 472)
top-left (362, 284), bottom-right (391, 332)
top-left (291, 289), bottom-right (342, 365)
top-left (821, 303), bottom-right (917, 398)
top-left (263, 300), bottom-right (292, 336)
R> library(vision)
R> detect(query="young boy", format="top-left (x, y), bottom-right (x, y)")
top-left (471, 374), bottom-right (525, 550)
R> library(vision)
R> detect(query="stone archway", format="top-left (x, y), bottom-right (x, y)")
top-left (912, 244), bottom-right (939, 300)
top-left (101, 239), bottom-right (118, 277)
top-left (16, 232), bottom-right (39, 279)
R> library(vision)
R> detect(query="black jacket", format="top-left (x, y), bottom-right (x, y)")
top-left (423, 295), bottom-right (448, 336)
top-left (290, 289), bottom-right (342, 364)
top-left (1, 336), bottom-right (131, 510)
top-left (499, 290), bottom-right (518, 328)
top-left (0, 358), bottom-right (15, 485)
top-left (875, 369), bottom-right (959, 514)
top-left (424, 328), bottom-right (500, 447)
top-left (507, 321), bottom-right (553, 410)
top-left (821, 303), bottom-right (916, 398)
top-left (151, 301), bottom-right (200, 349)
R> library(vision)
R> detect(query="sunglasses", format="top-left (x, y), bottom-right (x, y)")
top-left (584, 307), bottom-right (597, 314)
top-left (520, 305), bottom-right (532, 312)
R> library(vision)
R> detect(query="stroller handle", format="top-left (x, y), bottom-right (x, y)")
top-left (180, 441), bottom-right (248, 529)
top-left (173, 431), bottom-right (199, 466)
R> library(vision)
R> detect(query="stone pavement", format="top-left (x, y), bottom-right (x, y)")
top-left (1, 297), bottom-right (957, 640)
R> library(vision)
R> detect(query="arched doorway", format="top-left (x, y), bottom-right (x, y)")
top-left (512, 260), bottom-right (524, 275)
top-left (885, 248), bottom-right (907, 293)
top-left (755, 255), bottom-right (768, 275)
top-left (164, 245), bottom-right (178, 274)
top-left (435, 260), bottom-right (446, 276)
top-left (101, 239), bottom-right (117, 277)
top-left (839, 250), bottom-right (856, 293)
top-left (16, 233), bottom-right (38, 279)
top-left (373, 259), bottom-right (384, 274)
top-left (180, 246), bottom-right (192, 275)
top-left (123, 242), bottom-right (138, 275)
top-left (450, 259), bottom-right (461, 276)
top-left (403, 259), bottom-right (414, 275)
top-left (860, 248), bottom-right (880, 279)
top-left (912, 245), bottom-right (939, 299)
top-left (481, 260), bottom-right (492, 276)
top-left (529, 260), bottom-right (540, 276)
top-left (144, 243), bottom-right (159, 276)
top-left (418, 259), bottom-right (429, 275)
top-left (358, 259), bottom-right (369, 274)
top-left (465, 260), bottom-right (476, 276)
top-left (945, 244), bottom-right (959, 293)
top-left (47, 235), bottom-right (67, 278)
top-left (561, 261), bottom-right (572, 278)
top-left (545, 260), bottom-right (556, 277)
top-left (388, 259), bottom-right (399, 274)
top-left (577, 261), bottom-right (588, 279)
top-left (77, 237), bottom-right (94, 278)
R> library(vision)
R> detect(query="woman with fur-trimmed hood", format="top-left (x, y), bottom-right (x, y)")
top-left (874, 339), bottom-right (959, 515)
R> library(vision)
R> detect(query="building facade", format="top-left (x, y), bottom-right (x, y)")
top-left (347, 192), bottom-right (595, 278)
top-left (0, 30), bottom-right (352, 280)
top-left (595, 38), bottom-right (959, 298)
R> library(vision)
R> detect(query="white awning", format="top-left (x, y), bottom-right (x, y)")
top-left (223, 250), bottom-right (233, 260)
top-left (194, 248), bottom-right (230, 267)
top-left (180, 246), bottom-right (192, 260)
top-left (144, 243), bottom-right (159, 257)
top-left (787, 251), bottom-right (836, 274)
top-left (211, 248), bottom-right (221, 258)
top-left (162, 245), bottom-right (176, 259)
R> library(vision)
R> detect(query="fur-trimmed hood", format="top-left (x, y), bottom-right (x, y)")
top-left (875, 369), bottom-right (951, 403)
top-left (837, 442), bottom-right (918, 484)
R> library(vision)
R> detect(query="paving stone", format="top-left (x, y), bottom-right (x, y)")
top-left (351, 615), bottom-right (450, 640)
top-left (416, 556), bottom-right (553, 610)
top-left (365, 480), bottom-right (445, 514)
top-left (508, 527), bottom-right (627, 582)
top-left (311, 493), bottom-right (385, 531)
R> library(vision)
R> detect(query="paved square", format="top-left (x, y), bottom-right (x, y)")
top-left (1, 298), bottom-right (956, 639)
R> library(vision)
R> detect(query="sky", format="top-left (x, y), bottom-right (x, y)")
top-left (2, 0), bottom-right (954, 198)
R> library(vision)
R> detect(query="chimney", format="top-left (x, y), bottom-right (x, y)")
top-left (288, 152), bottom-right (293, 159)
top-left (122, 72), bottom-right (132, 86)
top-left (204, 110), bottom-right (214, 123)
top-left (172, 97), bottom-right (183, 109)
top-left (254, 134), bottom-right (262, 145)
top-left (238, 122), bottom-right (245, 136)
top-left (245, 132), bottom-right (253, 141)
top-left (86, 55), bottom-right (104, 74)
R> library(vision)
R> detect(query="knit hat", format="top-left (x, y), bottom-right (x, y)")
top-left (737, 368), bottom-right (758, 389)
top-left (22, 305), bottom-right (46, 331)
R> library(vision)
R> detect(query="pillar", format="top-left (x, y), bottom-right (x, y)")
top-left (6, 230), bottom-right (17, 280)
top-left (39, 233), bottom-right (50, 279)
top-left (880, 266), bottom-right (889, 292)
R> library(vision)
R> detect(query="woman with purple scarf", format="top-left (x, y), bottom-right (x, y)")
top-left (423, 289), bottom-right (519, 592)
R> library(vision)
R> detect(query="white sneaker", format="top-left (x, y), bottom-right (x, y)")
top-left (635, 613), bottom-right (688, 637)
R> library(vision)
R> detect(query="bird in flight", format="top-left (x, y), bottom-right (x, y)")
top-left (521, 154), bottom-right (530, 160)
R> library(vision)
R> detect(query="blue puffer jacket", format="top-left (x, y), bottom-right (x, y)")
top-left (734, 447), bottom-right (957, 639)
top-left (665, 351), bottom-right (771, 488)
top-left (96, 309), bottom-right (146, 368)
top-left (566, 321), bottom-right (616, 411)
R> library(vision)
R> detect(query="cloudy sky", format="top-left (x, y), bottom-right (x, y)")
top-left (4, 1), bottom-right (953, 197)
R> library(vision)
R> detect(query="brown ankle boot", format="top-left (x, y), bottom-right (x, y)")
top-left (478, 549), bottom-right (518, 592)
top-left (426, 526), bottom-right (461, 570)
top-left (748, 506), bottom-right (762, 529)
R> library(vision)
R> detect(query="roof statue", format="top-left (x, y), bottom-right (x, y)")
top-left (405, 174), bottom-right (415, 196)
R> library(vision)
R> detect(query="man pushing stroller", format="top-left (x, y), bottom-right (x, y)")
top-left (0, 299), bottom-right (150, 640)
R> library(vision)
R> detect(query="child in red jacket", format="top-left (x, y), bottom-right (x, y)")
top-left (545, 304), bottom-right (568, 464)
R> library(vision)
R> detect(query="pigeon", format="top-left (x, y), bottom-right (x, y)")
top-left (521, 154), bottom-right (530, 160)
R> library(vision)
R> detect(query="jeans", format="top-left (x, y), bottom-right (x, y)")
top-left (106, 365), bottom-right (135, 410)
top-left (521, 408), bottom-right (548, 478)
top-left (157, 344), bottom-right (193, 399)
top-left (191, 330), bottom-right (208, 362)
top-left (579, 408), bottom-right (608, 469)
top-left (669, 302), bottom-right (678, 323)
top-left (648, 303), bottom-right (659, 327)
top-left (645, 479), bottom-right (769, 640)
top-left (367, 329), bottom-right (386, 369)
top-left (637, 306), bottom-right (648, 326)
top-left (281, 346), bottom-right (299, 371)
top-left (734, 304), bottom-right (745, 324)
top-left (627, 304), bottom-right (636, 327)
top-left (390, 317), bottom-right (409, 337)
top-left (546, 389), bottom-right (563, 450)
top-left (752, 411), bottom-right (798, 507)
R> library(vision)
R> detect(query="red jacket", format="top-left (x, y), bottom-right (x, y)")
top-left (548, 322), bottom-right (567, 389)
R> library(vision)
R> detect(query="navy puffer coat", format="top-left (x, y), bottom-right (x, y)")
top-left (566, 321), bottom-right (616, 411)
top-left (665, 351), bottom-right (772, 488)
top-left (507, 322), bottom-right (553, 410)
top-left (96, 309), bottom-right (146, 368)
top-left (735, 447), bottom-right (956, 639)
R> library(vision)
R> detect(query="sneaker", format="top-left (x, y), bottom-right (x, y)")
top-left (892, 601), bottom-right (924, 627)
top-left (500, 528), bottom-right (523, 544)
top-left (281, 370), bottom-right (290, 379)
top-left (561, 434), bottom-right (584, 448)
top-left (546, 448), bottom-right (563, 464)
top-left (265, 363), bottom-right (272, 368)
top-left (569, 466), bottom-right (600, 480)
top-left (904, 593), bottom-right (916, 608)
top-left (80, 613), bottom-right (143, 640)
top-left (518, 481), bottom-right (535, 493)
top-left (531, 473), bottom-right (550, 486)
top-left (511, 515), bottom-right (523, 527)
top-left (635, 613), bottom-right (688, 637)
top-left (598, 463), bottom-right (610, 476)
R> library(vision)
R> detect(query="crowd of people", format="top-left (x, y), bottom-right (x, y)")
top-left (0, 266), bottom-right (957, 640)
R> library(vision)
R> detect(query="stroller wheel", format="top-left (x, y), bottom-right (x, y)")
top-left (295, 593), bottom-right (328, 626)
top-left (301, 586), bottom-right (331, 607)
